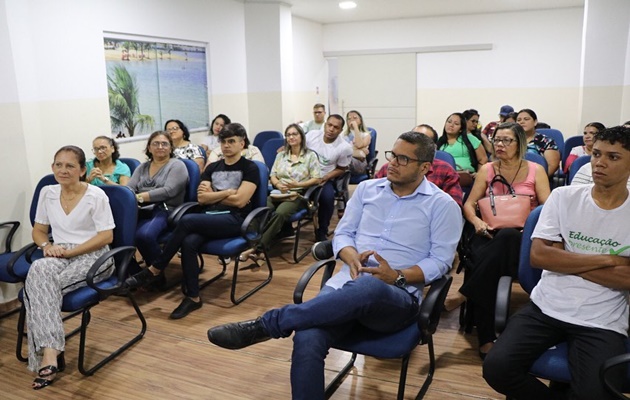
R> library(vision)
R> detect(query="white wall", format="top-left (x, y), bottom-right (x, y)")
top-left (322, 8), bottom-right (586, 138)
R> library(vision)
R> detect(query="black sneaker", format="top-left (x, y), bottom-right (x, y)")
top-left (125, 268), bottom-right (161, 289)
top-left (207, 317), bottom-right (270, 349)
top-left (169, 297), bottom-right (202, 319)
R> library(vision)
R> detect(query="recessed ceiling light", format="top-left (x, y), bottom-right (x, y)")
top-left (339, 1), bottom-right (357, 10)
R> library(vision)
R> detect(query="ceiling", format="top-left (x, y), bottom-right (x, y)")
top-left (245, 0), bottom-right (584, 24)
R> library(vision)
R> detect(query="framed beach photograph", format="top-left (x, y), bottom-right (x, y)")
top-left (103, 32), bottom-right (210, 138)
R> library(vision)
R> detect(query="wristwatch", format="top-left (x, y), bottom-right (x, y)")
top-left (40, 242), bottom-right (50, 249)
top-left (393, 270), bottom-right (407, 288)
top-left (136, 194), bottom-right (144, 204)
top-left (102, 176), bottom-right (110, 183)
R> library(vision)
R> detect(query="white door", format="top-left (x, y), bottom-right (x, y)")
top-left (337, 53), bottom-right (417, 160)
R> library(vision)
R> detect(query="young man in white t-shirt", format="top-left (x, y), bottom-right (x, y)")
top-left (483, 125), bottom-right (630, 399)
top-left (306, 114), bottom-right (353, 241)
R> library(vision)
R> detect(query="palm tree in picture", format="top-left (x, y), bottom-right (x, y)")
top-left (107, 65), bottom-right (154, 137)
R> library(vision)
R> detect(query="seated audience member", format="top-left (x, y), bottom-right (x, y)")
top-left (86, 136), bottom-right (130, 186)
top-left (126, 131), bottom-right (188, 279)
top-left (126, 123), bottom-right (260, 319)
top-left (241, 124), bottom-right (321, 261)
top-left (206, 130), bottom-right (264, 165)
top-left (482, 105), bottom-right (514, 139)
top-left (437, 112), bottom-right (488, 189)
top-left (376, 124), bottom-right (463, 207)
top-left (166, 119), bottom-right (205, 171)
top-left (207, 132), bottom-right (462, 399)
top-left (342, 110), bottom-right (372, 175)
top-left (299, 103), bottom-right (326, 133)
top-left (444, 122), bottom-right (550, 359)
top-left (516, 108), bottom-right (560, 176)
top-left (564, 122), bottom-right (605, 173)
top-left (27, 145), bottom-right (115, 389)
top-left (201, 114), bottom-right (231, 152)
top-left (483, 125), bottom-right (630, 400)
top-left (571, 153), bottom-right (630, 189)
top-left (463, 109), bottom-right (493, 155)
top-left (306, 114), bottom-right (352, 241)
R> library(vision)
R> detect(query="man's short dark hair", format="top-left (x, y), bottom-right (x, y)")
top-left (398, 131), bottom-right (436, 163)
top-left (416, 124), bottom-right (438, 143)
top-left (219, 123), bottom-right (248, 141)
top-left (594, 125), bottom-right (630, 152)
top-left (327, 114), bottom-right (345, 130)
top-left (314, 103), bottom-right (325, 111)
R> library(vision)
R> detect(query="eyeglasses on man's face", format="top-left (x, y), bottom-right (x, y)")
top-left (92, 146), bottom-right (110, 154)
top-left (385, 151), bottom-right (424, 166)
top-left (490, 137), bottom-right (516, 146)
top-left (150, 141), bottom-right (171, 148)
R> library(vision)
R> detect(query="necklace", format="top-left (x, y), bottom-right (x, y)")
top-left (498, 160), bottom-right (523, 186)
top-left (60, 184), bottom-right (84, 210)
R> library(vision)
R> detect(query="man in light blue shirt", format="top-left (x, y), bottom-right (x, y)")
top-left (207, 131), bottom-right (462, 400)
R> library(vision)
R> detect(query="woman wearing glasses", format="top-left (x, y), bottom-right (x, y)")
top-left (86, 136), bottom-right (130, 186)
top-left (165, 119), bottom-right (205, 171)
top-left (444, 122), bottom-right (550, 359)
top-left (126, 131), bottom-right (188, 279)
top-left (240, 124), bottom-right (321, 262)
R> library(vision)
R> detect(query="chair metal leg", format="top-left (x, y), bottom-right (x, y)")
top-left (324, 352), bottom-right (358, 398)
top-left (397, 354), bottom-right (410, 400)
top-left (229, 249), bottom-right (273, 305)
top-left (199, 257), bottom-right (228, 290)
top-left (292, 219), bottom-right (313, 264)
top-left (415, 334), bottom-right (436, 400)
top-left (78, 291), bottom-right (147, 376)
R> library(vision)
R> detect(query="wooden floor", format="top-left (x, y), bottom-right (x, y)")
top-left (0, 222), bottom-right (511, 399)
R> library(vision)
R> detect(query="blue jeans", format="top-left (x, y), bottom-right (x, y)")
top-left (484, 302), bottom-right (626, 400)
top-left (261, 275), bottom-right (420, 400)
top-left (135, 207), bottom-right (169, 266)
top-left (153, 212), bottom-right (243, 297)
top-left (316, 181), bottom-right (335, 239)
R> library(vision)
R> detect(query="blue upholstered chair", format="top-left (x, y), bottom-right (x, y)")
top-left (253, 130), bottom-right (283, 150)
top-left (0, 175), bottom-right (57, 289)
top-left (11, 185), bottom-right (146, 375)
top-left (294, 240), bottom-right (453, 399)
top-left (435, 150), bottom-right (457, 170)
top-left (494, 206), bottom-right (575, 390)
top-left (180, 161), bottom-right (273, 304)
top-left (561, 135), bottom-right (584, 172)
top-left (261, 138), bottom-right (285, 172)
top-left (119, 157), bottom-right (141, 175)
top-left (567, 155), bottom-right (591, 185)
top-left (524, 152), bottom-right (549, 173)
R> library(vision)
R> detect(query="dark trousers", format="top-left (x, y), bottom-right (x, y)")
top-left (483, 302), bottom-right (626, 400)
top-left (316, 181), bottom-right (335, 239)
top-left (459, 228), bottom-right (522, 346)
top-left (153, 212), bottom-right (243, 298)
top-left (135, 207), bottom-right (169, 266)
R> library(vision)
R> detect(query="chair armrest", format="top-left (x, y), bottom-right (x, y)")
top-left (418, 275), bottom-right (452, 337)
top-left (311, 240), bottom-right (333, 261)
top-left (600, 353), bottom-right (630, 400)
top-left (239, 206), bottom-right (272, 248)
top-left (366, 157), bottom-right (378, 179)
top-left (302, 185), bottom-right (323, 214)
top-left (86, 246), bottom-right (137, 298)
top-left (293, 259), bottom-right (337, 304)
top-left (6, 242), bottom-right (39, 280)
top-left (0, 221), bottom-right (20, 253)
top-left (167, 202), bottom-right (203, 226)
top-left (495, 275), bottom-right (514, 333)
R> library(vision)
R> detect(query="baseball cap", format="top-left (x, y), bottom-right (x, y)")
top-left (499, 105), bottom-right (514, 116)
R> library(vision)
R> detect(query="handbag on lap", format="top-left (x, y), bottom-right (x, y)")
top-left (477, 174), bottom-right (531, 230)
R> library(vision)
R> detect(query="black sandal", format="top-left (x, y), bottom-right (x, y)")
top-left (32, 352), bottom-right (65, 390)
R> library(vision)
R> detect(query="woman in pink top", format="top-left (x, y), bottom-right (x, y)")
top-left (445, 122), bottom-right (551, 359)
top-left (564, 122), bottom-right (605, 173)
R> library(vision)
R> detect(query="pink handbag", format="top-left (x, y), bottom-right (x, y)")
top-left (477, 175), bottom-right (531, 230)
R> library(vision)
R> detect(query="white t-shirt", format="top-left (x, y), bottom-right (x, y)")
top-left (531, 185), bottom-right (630, 335)
top-left (305, 130), bottom-right (352, 176)
top-left (35, 184), bottom-right (115, 245)
top-left (571, 163), bottom-right (630, 188)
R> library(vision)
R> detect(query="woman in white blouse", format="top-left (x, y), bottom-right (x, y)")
top-left (27, 146), bottom-right (115, 389)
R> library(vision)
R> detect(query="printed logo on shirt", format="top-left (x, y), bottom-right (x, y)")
top-left (567, 231), bottom-right (629, 255)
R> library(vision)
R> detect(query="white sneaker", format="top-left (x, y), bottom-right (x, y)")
top-left (218, 256), bottom-right (231, 264)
